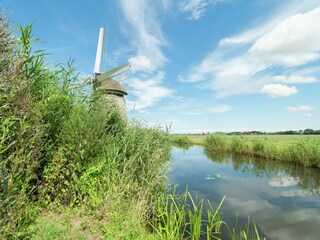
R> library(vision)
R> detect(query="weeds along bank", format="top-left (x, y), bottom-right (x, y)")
top-left (204, 134), bottom-right (320, 168)
top-left (0, 14), bottom-right (170, 238)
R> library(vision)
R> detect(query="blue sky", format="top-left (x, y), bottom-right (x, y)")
top-left (2, 0), bottom-right (320, 133)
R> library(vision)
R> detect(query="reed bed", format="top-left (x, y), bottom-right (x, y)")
top-left (204, 134), bottom-right (320, 167)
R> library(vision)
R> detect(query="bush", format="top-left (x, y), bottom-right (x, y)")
top-left (170, 135), bottom-right (190, 145)
top-left (204, 134), bottom-right (227, 151)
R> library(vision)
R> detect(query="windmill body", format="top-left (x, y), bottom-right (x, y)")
top-left (94, 26), bottom-right (129, 119)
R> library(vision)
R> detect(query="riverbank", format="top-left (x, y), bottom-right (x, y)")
top-left (173, 134), bottom-right (320, 167)
top-left (170, 134), bottom-right (206, 145)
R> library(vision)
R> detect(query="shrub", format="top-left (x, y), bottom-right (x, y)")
top-left (205, 134), bottom-right (227, 151)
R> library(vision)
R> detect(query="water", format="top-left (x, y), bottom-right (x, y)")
top-left (169, 145), bottom-right (320, 240)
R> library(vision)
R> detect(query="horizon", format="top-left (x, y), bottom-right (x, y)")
top-left (172, 128), bottom-right (320, 135)
top-left (2, 0), bottom-right (320, 133)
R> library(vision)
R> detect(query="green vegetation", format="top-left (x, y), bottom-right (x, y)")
top-left (171, 134), bottom-right (206, 146)
top-left (152, 189), bottom-right (262, 240)
top-left (0, 13), bottom-right (264, 239)
top-left (170, 134), bottom-right (191, 145)
top-left (0, 15), bottom-right (169, 239)
top-left (204, 134), bottom-right (320, 168)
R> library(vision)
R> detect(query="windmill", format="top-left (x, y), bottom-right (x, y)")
top-left (81, 26), bottom-right (130, 118)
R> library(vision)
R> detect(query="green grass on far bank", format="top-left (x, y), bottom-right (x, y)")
top-left (172, 134), bottom-right (320, 168)
top-left (204, 134), bottom-right (320, 168)
top-left (174, 134), bottom-right (320, 146)
top-left (170, 134), bottom-right (206, 145)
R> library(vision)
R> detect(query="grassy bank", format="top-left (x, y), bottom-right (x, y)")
top-left (204, 134), bottom-right (320, 168)
top-left (170, 134), bottom-right (206, 146)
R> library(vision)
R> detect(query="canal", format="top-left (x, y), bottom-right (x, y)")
top-left (170, 145), bottom-right (320, 240)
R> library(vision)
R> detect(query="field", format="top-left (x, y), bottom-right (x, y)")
top-left (189, 134), bottom-right (320, 145)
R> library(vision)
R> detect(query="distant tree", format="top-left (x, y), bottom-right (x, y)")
top-left (303, 129), bottom-right (315, 135)
top-left (282, 130), bottom-right (298, 135)
top-left (314, 130), bottom-right (320, 135)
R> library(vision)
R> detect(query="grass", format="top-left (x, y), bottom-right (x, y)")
top-left (170, 134), bottom-right (193, 145)
top-left (172, 134), bottom-right (320, 167)
top-left (203, 134), bottom-right (320, 167)
top-left (181, 134), bottom-right (320, 146)
top-left (171, 134), bottom-right (207, 146)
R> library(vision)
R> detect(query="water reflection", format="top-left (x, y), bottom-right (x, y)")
top-left (172, 142), bottom-right (193, 151)
top-left (170, 146), bottom-right (320, 240)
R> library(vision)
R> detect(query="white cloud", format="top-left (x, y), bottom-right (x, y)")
top-left (119, 0), bottom-right (172, 110)
top-left (183, 104), bottom-right (231, 115)
top-left (127, 71), bottom-right (173, 110)
top-left (176, 128), bottom-right (215, 134)
top-left (286, 105), bottom-right (313, 114)
top-left (262, 84), bottom-right (298, 97)
top-left (291, 65), bottom-right (320, 76)
top-left (268, 175), bottom-right (299, 187)
top-left (281, 189), bottom-right (310, 197)
top-left (181, 4), bottom-right (320, 98)
top-left (129, 55), bottom-right (155, 72)
top-left (119, 0), bottom-right (167, 72)
top-left (249, 7), bottom-right (320, 67)
top-left (209, 104), bottom-right (231, 113)
top-left (179, 0), bottom-right (228, 20)
top-left (158, 96), bottom-right (231, 116)
top-left (219, 0), bottom-right (320, 47)
top-left (274, 75), bottom-right (318, 84)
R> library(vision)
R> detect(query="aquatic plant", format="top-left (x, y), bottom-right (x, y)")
top-left (151, 188), bottom-right (263, 240)
top-left (170, 134), bottom-right (192, 146)
top-left (204, 134), bottom-right (227, 151)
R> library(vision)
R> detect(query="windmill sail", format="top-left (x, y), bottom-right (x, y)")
top-left (97, 63), bottom-right (130, 81)
top-left (71, 26), bottom-right (130, 93)
top-left (94, 26), bottom-right (108, 74)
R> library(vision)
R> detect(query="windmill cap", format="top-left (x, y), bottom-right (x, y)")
top-left (96, 77), bottom-right (128, 96)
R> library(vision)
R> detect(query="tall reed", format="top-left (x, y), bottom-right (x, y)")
top-left (151, 189), bottom-right (263, 240)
